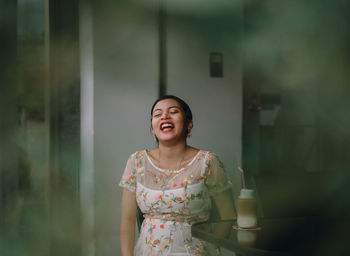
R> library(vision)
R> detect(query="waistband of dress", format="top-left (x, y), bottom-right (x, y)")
top-left (143, 215), bottom-right (192, 225)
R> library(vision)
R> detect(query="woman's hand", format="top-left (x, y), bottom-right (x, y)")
top-left (120, 189), bottom-right (137, 256)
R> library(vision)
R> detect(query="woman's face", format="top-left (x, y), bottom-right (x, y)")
top-left (151, 98), bottom-right (192, 143)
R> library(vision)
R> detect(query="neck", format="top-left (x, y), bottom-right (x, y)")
top-left (158, 141), bottom-right (187, 159)
top-left (157, 141), bottom-right (188, 170)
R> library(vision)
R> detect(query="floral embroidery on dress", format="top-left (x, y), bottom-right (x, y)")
top-left (119, 150), bottom-right (231, 255)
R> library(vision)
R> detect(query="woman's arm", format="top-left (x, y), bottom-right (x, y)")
top-left (120, 189), bottom-right (137, 256)
top-left (212, 189), bottom-right (236, 237)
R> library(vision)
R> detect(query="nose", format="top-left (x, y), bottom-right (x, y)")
top-left (161, 112), bottom-right (169, 119)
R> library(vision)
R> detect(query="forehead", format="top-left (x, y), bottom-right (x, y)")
top-left (153, 98), bottom-right (181, 111)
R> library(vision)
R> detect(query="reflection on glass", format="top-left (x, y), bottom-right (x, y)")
top-left (237, 230), bottom-right (257, 247)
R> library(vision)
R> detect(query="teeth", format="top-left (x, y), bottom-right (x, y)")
top-left (161, 123), bottom-right (174, 130)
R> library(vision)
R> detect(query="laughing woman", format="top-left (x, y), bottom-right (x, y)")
top-left (119, 95), bottom-right (236, 256)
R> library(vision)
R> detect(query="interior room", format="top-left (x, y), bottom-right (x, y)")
top-left (1, 0), bottom-right (349, 255)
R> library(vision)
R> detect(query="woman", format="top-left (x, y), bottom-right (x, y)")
top-left (119, 95), bottom-right (236, 256)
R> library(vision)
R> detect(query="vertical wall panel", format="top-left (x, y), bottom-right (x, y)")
top-left (80, 0), bottom-right (95, 255)
top-left (166, 2), bottom-right (243, 197)
top-left (93, 0), bottom-right (158, 254)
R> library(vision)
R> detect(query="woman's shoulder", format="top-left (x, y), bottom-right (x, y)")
top-left (125, 150), bottom-right (147, 174)
top-left (128, 149), bottom-right (147, 161)
top-left (195, 149), bottom-right (215, 159)
top-left (197, 151), bottom-right (223, 167)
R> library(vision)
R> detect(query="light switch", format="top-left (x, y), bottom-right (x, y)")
top-left (210, 52), bottom-right (223, 77)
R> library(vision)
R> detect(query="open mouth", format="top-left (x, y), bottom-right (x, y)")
top-left (160, 122), bottom-right (174, 132)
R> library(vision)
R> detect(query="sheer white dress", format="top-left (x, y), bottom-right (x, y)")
top-left (119, 150), bottom-right (232, 256)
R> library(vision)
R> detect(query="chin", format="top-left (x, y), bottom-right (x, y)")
top-left (158, 135), bottom-right (186, 143)
top-left (158, 136), bottom-right (176, 142)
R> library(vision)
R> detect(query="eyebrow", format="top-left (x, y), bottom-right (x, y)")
top-left (153, 106), bottom-right (181, 113)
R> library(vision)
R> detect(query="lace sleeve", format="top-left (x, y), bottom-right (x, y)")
top-left (204, 153), bottom-right (232, 196)
top-left (119, 153), bottom-right (137, 192)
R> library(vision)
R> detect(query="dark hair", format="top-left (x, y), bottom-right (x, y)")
top-left (151, 95), bottom-right (193, 122)
top-left (151, 95), bottom-right (193, 141)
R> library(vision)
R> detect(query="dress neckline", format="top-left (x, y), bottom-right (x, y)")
top-left (144, 149), bottom-right (201, 173)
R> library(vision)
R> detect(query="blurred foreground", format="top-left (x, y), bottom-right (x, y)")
top-left (1, 0), bottom-right (350, 255)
